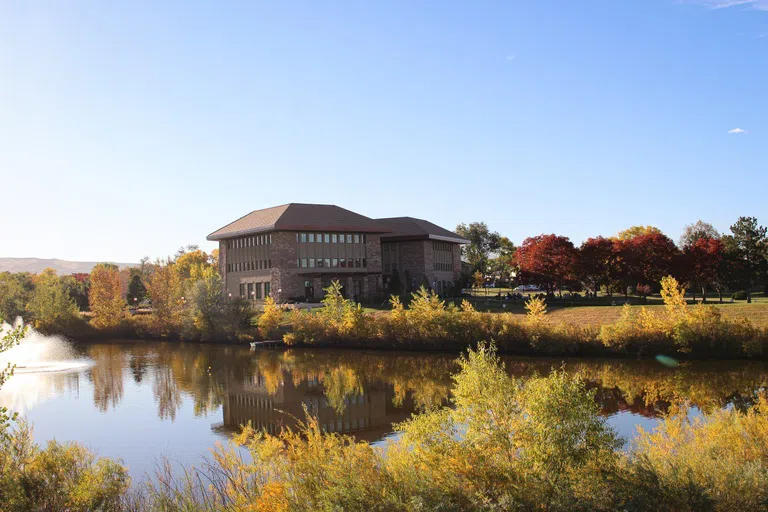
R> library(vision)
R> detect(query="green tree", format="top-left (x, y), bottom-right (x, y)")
top-left (126, 273), bottom-right (147, 305)
top-left (729, 216), bottom-right (767, 303)
top-left (488, 236), bottom-right (517, 284)
top-left (27, 269), bottom-right (79, 332)
top-left (455, 221), bottom-right (501, 275)
top-left (0, 272), bottom-right (34, 322)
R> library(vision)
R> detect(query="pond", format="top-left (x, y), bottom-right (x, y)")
top-left (3, 338), bottom-right (768, 480)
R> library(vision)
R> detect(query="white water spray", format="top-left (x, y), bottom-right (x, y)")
top-left (0, 318), bottom-right (91, 373)
top-left (0, 318), bottom-right (92, 413)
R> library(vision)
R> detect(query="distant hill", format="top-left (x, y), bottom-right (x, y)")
top-left (0, 258), bottom-right (135, 275)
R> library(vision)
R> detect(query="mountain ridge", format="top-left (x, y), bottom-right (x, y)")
top-left (0, 257), bottom-right (136, 274)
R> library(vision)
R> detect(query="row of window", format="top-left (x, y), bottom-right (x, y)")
top-left (297, 232), bottom-right (367, 244)
top-left (297, 257), bottom-right (367, 269)
top-left (239, 281), bottom-right (271, 299)
top-left (432, 241), bottom-right (453, 253)
top-left (434, 262), bottom-right (452, 271)
top-left (228, 234), bottom-right (272, 249)
top-left (228, 260), bottom-right (272, 272)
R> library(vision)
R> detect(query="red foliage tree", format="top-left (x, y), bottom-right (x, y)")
top-left (579, 237), bottom-right (619, 297)
top-left (616, 232), bottom-right (680, 294)
top-left (683, 237), bottom-right (725, 303)
top-left (515, 235), bottom-right (579, 296)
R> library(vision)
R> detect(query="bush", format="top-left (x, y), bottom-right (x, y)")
top-left (732, 290), bottom-right (749, 300)
top-left (132, 343), bottom-right (768, 511)
top-left (0, 423), bottom-right (130, 512)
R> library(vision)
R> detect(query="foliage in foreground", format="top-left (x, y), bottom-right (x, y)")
top-left (0, 319), bottom-right (130, 512)
top-left (131, 343), bottom-right (768, 511)
top-left (284, 278), bottom-right (768, 358)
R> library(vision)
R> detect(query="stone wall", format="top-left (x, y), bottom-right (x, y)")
top-left (270, 231), bottom-right (303, 302)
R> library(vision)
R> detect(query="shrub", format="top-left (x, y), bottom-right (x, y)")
top-left (732, 290), bottom-right (749, 300)
top-left (257, 296), bottom-right (282, 340)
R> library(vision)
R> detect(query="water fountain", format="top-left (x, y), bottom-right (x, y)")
top-left (0, 318), bottom-right (92, 374)
top-left (0, 318), bottom-right (92, 414)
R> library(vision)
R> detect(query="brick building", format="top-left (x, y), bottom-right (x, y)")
top-left (206, 203), bottom-right (468, 303)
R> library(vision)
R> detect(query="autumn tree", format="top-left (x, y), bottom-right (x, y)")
top-left (145, 260), bottom-right (184, 335)
top-left (89, 263), bottom-right (125, 330)
top-left (682, 237), bottom-right (724, 303)
top-left (27, 269), bottom-right (79, 332)
top-left (728, 216), bottom-right (767, 303)
top-left (455, 222), bottom-right (501, 275)
top-left (578, 237), bottom-right (618, 297)
top-left (616, 231), bottom-right (679, 295)
top-left (616, 225), bottom-right (663, 241)
top-left (173, 246), bottom-right (214, 281)
top-left (516, 235), bottom-right (579, 296)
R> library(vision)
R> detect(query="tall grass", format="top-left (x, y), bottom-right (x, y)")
top-left (284, 278), bottom-right (768, 359)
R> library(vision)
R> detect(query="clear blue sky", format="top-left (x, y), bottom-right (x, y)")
top-left (1, 0), bottom-right (765, 263)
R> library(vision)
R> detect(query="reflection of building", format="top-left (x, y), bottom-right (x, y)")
top-left (220, 368), bottom-right (415, 443)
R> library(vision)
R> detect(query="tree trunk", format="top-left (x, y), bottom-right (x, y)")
top-left (691, 287), bottom-right (696, 304)
top-left (718, 288), bottom-right (723, 304)
top-left (701, 285), bottom-right (707, 303)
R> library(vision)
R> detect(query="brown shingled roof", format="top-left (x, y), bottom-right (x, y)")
top-left (207, 203), bottom-right (390, 240)
top-left (376, 217), bottom-right (469, 244)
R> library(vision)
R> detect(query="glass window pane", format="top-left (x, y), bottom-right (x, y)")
top-left (309, 258), bottom-right (315, 268)
top-left (301, 258), bottom-right (307, 268)
top-left (332, 258), bottom-right (338, 267)
top-left (354, 234), bottom-right (360, 243)
top-left (301, 233), bottom-right (307, 242)
top-left (309, 233), bottom-right (315, 243)
top-left (346, 234), bottom-right (352, 243)
top-left (324, 234), bottom-right (330, 243)
top-left (331, 234), bottom-right (337, 243)
top-left (325, 258), bottom-right (330, 268)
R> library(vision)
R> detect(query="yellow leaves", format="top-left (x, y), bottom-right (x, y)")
top-left (660, 275), bottom-right (687, 320)
top-left (524, 296), bottom-right (547, 326)
top-left (258, 296), bottom-right (282, 339)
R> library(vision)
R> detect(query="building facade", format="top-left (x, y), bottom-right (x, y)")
top-left (207, 203), bottom-right (467, 303)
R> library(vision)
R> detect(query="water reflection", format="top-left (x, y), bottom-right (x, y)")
top-left (7, 341), bottom-right (768, 445)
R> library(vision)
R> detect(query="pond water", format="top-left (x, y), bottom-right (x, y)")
top-left (3, 338), bottom-right (768, 481)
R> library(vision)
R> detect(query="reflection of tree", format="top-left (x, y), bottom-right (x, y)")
top-left (129, 352), bottom-right (150, 383)
top-left (83, 341), bottom-right (768, 432)
top-left (88, 345), bottom-right (126, 412)
top-left (152, 365), bottom-right (182, 421)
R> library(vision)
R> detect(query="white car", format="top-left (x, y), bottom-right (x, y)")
top-left (514, 285), bottom-right (539, 292)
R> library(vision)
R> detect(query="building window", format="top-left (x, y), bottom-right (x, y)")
top-left (255, 282), bottom-right (263, 299)
top-left (268, 259), bottom-right (271, 268)
top-left (308, 233), bottom-right (315, 243)
top-left (309, 258), bottom-right (316, 268)
top-left (269, 234), bottom-right (272, 244)
top-left (316, 233), bottom-right (322, 242)
top-left (331, 234), bottom-right (337, 243)
top-left (325, 258), bottom-right (330, 268)
top-left (247, 282), bottom-right (253, 299)
top-left (301, 258), bottom-right (307, 268)
top-left (362, 258), bottom-right (367, 267)
top-left (362, 234), bottom-right (366, 243)
top-left (354, 234), bottom-right (360, 243)
top-left (338, 233), bottom-right (345, 243)
top-left (346, 234), bottom-right (352, 243)
top-left (339, 258), bottom-right (346, 268)
top-left (332, 258), bottom-right (338, 268)
top-left (355, 258), bottom-right (361, 268)
top-left (324, 233), bottom-right (330, 243)
top-left (264, 282), bottom-right (270, 297)
top-left (317, 258), bottom-right (324, 268)
top-left (296, 259), bottom-right (300, 267)
top-left (239, 283), bottom-right (246, 298)
top-left (300, 233), bottom-right (307, 243)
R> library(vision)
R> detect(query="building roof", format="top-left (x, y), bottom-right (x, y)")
top-left (376, 217), bottom-right (469, 244)
top-left (207, 203), bottom-right (391, 241)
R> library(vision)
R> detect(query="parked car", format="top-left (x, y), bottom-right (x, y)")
top-left (514, 285), bottom-right (539, 292)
